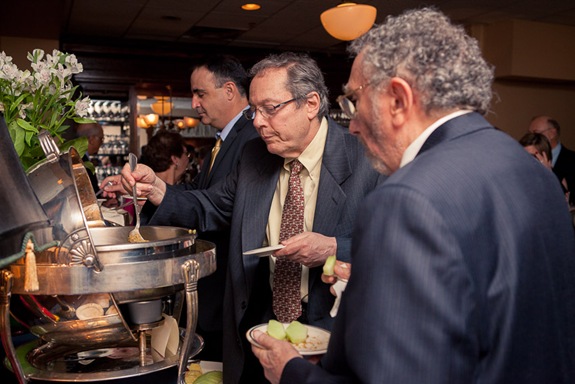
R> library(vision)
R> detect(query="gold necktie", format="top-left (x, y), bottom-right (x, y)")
top-left (208, 138), bottom-right (222, 174)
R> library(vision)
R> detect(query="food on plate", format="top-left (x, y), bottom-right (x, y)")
top-left (267, 319), bottom-right (287, 340)
top-left (184, 362), bottom-right (203, 384)
top-left (323, 255), bottom-right (337, 276)
top-left (266, 320), bottom-right (309, 344)
top-left (193, 370), bottom-right (223, 384)
top-left (285, 320), bottom-right (308, 344)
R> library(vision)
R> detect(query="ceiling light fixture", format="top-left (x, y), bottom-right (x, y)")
top-left (241, 3), bottom-right (261, 11)
top-left (150, 96), bottom-right (173, 116)
top-left (320, 2), bottom-right (377, 41)
top-left (184, 116), bottom-right (200, 128)
top-left (137, 113), bottom-right (159, 129)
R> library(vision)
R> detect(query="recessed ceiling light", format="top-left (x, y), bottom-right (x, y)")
top-left (242, 3), bottom-right (261, 11)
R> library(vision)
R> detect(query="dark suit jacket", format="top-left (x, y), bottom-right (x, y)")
top-left (180, 116), bottom-right (259, 335)
top-left (553, 144), bottom-right (575, 205)
top-left (283, 113), bottom-right (575, 383)
top-left (149, 118), bottom-right (384, 383)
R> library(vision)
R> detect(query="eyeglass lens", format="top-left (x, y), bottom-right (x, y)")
top-left (338, 96), bottom-right (356, 119)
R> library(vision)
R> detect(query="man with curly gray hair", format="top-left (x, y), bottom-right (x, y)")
top-left (251, 7), bottom-right (575, 384)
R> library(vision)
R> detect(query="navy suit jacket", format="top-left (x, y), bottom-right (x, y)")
top-left (180, 115), bottom-right (259, 334)
top-left (553, 144), bottom-right (575, 205)
top-left (148, 118), bottom-right (384, 383)
top-left (283, 113), bottom-right (575, 383)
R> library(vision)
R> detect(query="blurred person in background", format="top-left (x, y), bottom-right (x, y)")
top-left (519, 132), bottom-right (570, 203)
top-left (75, 121), bottom-right (104, 193)
top-left (139, 129), bottom-right (189, 185)
top-left (529, 115), bottom-right (575, 205)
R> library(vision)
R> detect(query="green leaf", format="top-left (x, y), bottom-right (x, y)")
top-left (83, 161), bottom-right (95, 175)
top-left (73, 117), bottom-right (97, 124)
top-left (24, 131), bottom-right (34, 146)
top-left (61, 137), bottom-right (88, 156)
top-left (8, 121), bottom-right (25, 156)
top-left (16, 119), bottom-right (39, 133)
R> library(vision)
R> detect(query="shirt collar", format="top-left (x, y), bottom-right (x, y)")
top-left (284, 117), bottom-right (328, 176)
top-left (218, 106), bottom-right (249, 141)
top-left (400, 110), bottom-right (472, 168)
top-left (552, 142), bottom-right (562, 167)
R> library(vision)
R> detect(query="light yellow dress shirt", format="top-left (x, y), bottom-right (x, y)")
top-left (266, 117), bottom-right (329, 302)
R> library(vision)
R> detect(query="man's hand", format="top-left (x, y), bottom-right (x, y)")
top-left (322, 261), bottom-right (351, 296)
top-left (251, 330), bottom-right (303, 384)
top-left (274, 232), bottom-right (337, 268)
top-left (119, 163), bottom-right (167, 206)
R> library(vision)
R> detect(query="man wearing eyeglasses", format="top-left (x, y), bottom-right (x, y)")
top-left (117, 52), bottom-right (383, 383)
top-left (249, 8), bottom-right (575, 384)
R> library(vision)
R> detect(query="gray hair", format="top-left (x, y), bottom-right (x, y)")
top-left (249, 52), bottom-right (330, 119)
top-left (349, 7), bottom-right (494, 115)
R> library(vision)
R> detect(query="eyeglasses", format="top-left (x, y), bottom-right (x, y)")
top-left (243, 98), bottom-right (299, 120)
top-left (336, 83), bottom-right (370, 120)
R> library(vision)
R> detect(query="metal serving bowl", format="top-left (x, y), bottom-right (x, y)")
top-left (8, 227), bottom-right (215, 296)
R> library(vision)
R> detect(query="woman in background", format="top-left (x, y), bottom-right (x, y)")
top-left (520, 132), bottom-right (570, 204)
top-left (140, 130), bottom-right (190, 185)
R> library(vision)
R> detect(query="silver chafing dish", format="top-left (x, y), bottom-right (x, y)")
top-left (0, 124), bottom-right (215, 384)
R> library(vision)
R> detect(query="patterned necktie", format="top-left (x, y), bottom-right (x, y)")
top-left (273, 159), bottom-right (304, 323)
top-left (208, 137), bottom-right (222, 174)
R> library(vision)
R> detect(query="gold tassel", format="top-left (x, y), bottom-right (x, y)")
top-left (24, 239), bottom-right (39, 292)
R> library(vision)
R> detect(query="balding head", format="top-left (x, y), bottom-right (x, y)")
top-left (76, 122), bottom-right (104, 155)
top-left (528, 115), bottom-right (560, 148)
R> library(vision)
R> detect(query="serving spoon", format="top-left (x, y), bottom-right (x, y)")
top-left (127, 153), bottom-right (147, 243)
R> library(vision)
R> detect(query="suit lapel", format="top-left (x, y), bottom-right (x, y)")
top-left (313, 119), bottom-right (351, 236)
top-left (241, 149), bottom-right (282, 286)
top-left (205, 117), bottom-right (248, 185)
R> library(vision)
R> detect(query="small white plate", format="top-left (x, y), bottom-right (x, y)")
top-left (246, 323), bottom-right (330, 355)
top-left (76, 303), bottom-right (104, 320)
top-left (242, 245), bottom-right (285, 257)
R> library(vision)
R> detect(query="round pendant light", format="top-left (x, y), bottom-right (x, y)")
top-left (320, 2), bottom-right (377, 41)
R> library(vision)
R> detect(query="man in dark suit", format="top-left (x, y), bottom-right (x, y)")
top-left (529, 115), bottom-right (575, 205)
top-left (251, 8), bottom-right (575, 384)
top-left (119, 52), bottom-right (383, 383)
top-left (180, 55), bottom-right (259, 362)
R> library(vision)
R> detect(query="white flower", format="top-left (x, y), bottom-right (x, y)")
top-left (1, 48), bottom-right (93, 170)
top-left (75, 97), bottom-right (91, 117)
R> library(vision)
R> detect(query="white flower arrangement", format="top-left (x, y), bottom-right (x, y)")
top-left (0, 49), bottom-right (93, 170)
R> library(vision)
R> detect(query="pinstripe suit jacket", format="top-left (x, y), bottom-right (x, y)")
top-left (283, 112), bottom-right (575, 383)
top-left (148, 118), bottom-right (384, 383)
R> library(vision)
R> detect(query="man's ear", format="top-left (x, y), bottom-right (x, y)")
top-left (305, 91), bottom-right (321, 120)
top-left (224, 81), bottom-right (236, 100)
top-left (388, 77), bottom-right (413, 124)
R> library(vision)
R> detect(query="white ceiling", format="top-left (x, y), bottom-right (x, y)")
top-left (3, 0), bottom-right (575, 54)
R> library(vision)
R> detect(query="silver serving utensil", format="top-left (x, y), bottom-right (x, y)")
top-left (127, 153), bottom-right (147, 243)
top-left (95, 180), bottom-right (113, 197)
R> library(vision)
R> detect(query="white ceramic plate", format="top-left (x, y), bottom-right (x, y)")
top-left (246, 323), bottom-right (330, 355)
top-left (242, 245), bottom-right (285, 257)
